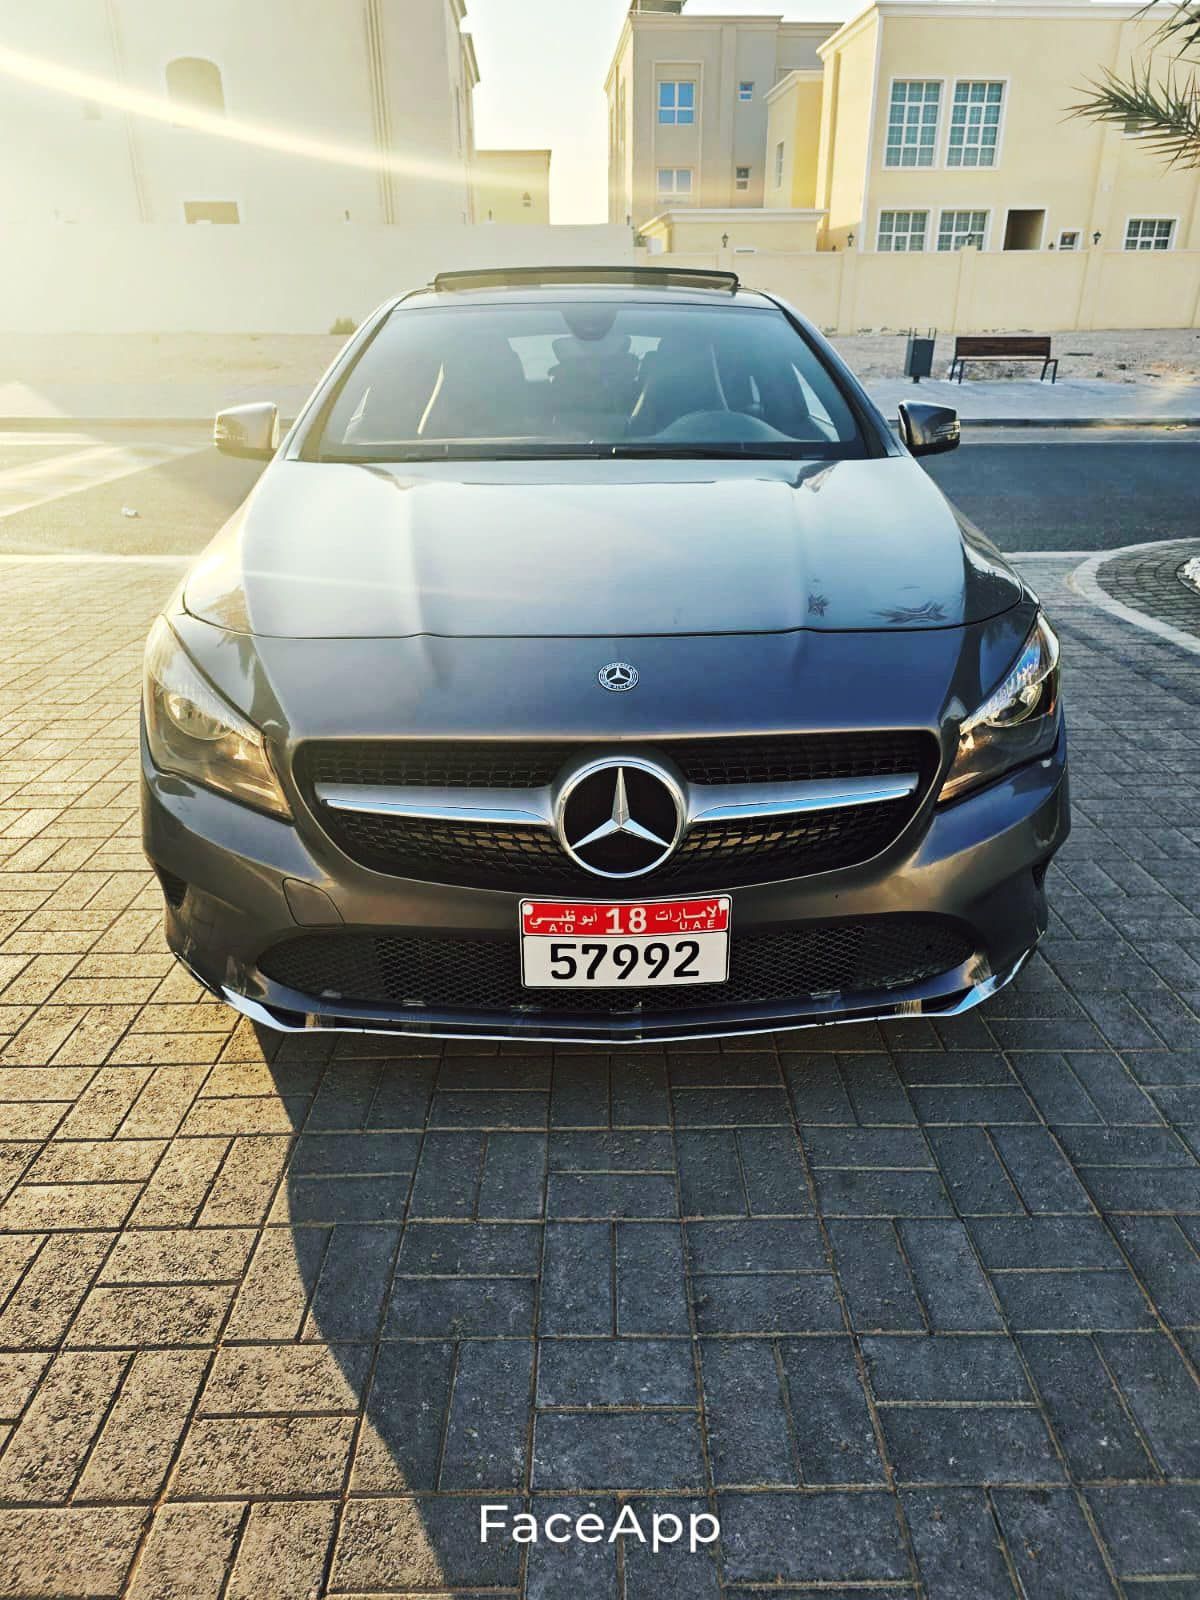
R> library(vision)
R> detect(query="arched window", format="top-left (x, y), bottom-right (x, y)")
top-left (522, 192), bottom-right (532, 209)
top-left (165, 58), bottom-right (225, 116)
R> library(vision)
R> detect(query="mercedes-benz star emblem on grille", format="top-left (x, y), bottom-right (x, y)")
top-left (556, 758), bottom-right (684, 879)
top-left (598, 661), bottom-right (638, 693)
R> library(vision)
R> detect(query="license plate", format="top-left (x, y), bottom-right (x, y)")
top-left (520, 896), bottom-right (731, 988)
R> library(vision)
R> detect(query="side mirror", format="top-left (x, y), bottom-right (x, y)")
top-left (897, 401), bottom-right (960, 458)
top-left (214, 402), bottom-right (280, 460)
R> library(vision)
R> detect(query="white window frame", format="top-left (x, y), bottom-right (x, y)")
top-left (658, 79), bottom-right (696, 126)
top-left (945, 79), bottom-right (1007, 170)
top-left (738, 81), bottom-right (754, 102)
top-left (774, 141), bottom-right (785, 188)
top-left (877, 209), bottom-right (930, 252)
top-left (735, 165), bottom-right (751, 191)
top-left (1123, 216), bottom-right (1177, 251)
top-left (936, 208), bottom-right (990, 252)
top-left (1057, 228), bottom-right (1081, 251)
top-left (884, 79), bottom-right (944, 170)
top-left (656, 167), bottom-right (694, 202)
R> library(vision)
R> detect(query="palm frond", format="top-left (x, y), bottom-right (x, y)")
top-left (1070, 62), bottom-right (1200, 167)
top-left (1147, 0), bottom-right (1200, 57)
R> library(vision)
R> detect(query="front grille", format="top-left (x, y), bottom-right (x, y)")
top-left (296, 731), bottom-right (934, 791)
top-left (296, 733), bottom-right (938, 891)
top-left (313, 797), bottom-right (919, 891)
top-left (258, 915), bottom-right (974, 1018)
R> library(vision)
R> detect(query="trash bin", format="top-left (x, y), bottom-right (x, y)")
top-left (904, 333), bottom-right (935, 383)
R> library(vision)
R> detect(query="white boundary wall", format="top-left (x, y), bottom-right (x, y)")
top-left (660, 246), bottom-right (1200, 333)
top-left (0, 224), bottom-right (636, 333)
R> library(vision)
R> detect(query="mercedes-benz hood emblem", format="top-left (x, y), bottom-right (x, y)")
top-left (598, 662), bottom-right (639, 692)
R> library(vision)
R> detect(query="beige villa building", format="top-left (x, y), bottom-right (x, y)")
top-left (0, 0), bottom-right (551, 226)
top-left (611, 0), bottom-right (1200, 262)
top-left (474, 149), bottom-right (552, 224)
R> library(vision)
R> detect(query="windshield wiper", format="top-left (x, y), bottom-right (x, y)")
top-left (603, 443), bottom-right (811, 460)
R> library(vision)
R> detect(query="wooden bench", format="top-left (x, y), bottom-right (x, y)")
top-left (949, 335), bottom-right (1058, 384)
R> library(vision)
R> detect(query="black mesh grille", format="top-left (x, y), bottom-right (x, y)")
top-left (296, 731), bottom-right (934, 791)
top-left (295, 733), bottom-right (938, 890)
top-left (258, 916), bottom-right (973, 1017)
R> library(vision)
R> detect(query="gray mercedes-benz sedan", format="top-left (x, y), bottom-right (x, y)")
top-left (141, 265), bottom-right (1068, 1044)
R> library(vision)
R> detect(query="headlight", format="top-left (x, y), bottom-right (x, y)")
top-left (143, 616), bottom-right (291, 819)
top-left (940, 613), bottom-right (1061, 803)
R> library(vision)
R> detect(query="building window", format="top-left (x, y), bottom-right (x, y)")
top-left (184, 200), bottom-right (240, 224)
top-left (656, 168), bottom-right (693, 201)
top-left (774, 141), bottom-right (785, 187)
top-left (937, 208), bottom-right (988, 250)
top-left (1058, 229), bottom-right (1080, 250)
top-left (885, 81), bottom-right (941, 168)
top-left (165, 57), bottom-right (226, 116)
top-left (738, 81), bottom-right (754, 101)
top-left (735, 165), bottom-right (751, 191)
top-left (947, 81), bottom-right (1004, 168)
top-left (658, 81), bottom-right (696, 125)
top-left (1125, 217), bottom-right (1175, 250)
top-left (522, 192), bottom-right (532, 208)
top-left (878, 209), bottom-right (929, 252)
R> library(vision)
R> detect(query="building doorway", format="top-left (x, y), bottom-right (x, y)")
top-left (1003, 209), bottom-right (1045, 250)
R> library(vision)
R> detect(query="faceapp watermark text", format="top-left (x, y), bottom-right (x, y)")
top-left (481, 1503), bottom-right (720, 1554)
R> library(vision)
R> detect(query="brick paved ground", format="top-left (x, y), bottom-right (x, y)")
top-left (1094, 539), bottom-right (1200, 642)
top-left (1, 551), bottom-right (1200, 1599)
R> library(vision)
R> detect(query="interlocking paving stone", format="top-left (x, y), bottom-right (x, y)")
top-left (532, 1411), bottom-right (706, 1490)
top-left (1093, 1332), bottom-right (1200, 1475)
top-left (862, 1333), bottom-right (1030, 1401)
top-left (988, 1267), bottom-right (1155, 1332)
top-left (2, 551), bottom-right (1200, 1593)
top-left (718, 1489), bottom-right (910, 1583)
top-left (522, 1494), bottom-right (620, 1600)
top-left (1087, 1485), bottom-right (1200, 1577)
top-left (536, 1337), bottom-right (695, 1407)
top-left (1018, 1334), bottom-right (1156, 1480)
top-left (901, 1486), bottom-right (1019, 1599)
top-left (700, 1338), bottom-right (797, 1485)
top-left (691, 1270), bottom-right (844, 1334)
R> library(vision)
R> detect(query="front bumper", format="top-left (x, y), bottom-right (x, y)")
top-left (142, 730), bottom-right (1069, 1045)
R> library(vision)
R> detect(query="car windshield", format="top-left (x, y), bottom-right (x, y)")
top-left (313, 299), bottom-right (867, 461)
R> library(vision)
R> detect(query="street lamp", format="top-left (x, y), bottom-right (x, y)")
top-left (847, 231), bottom-right (855, 248)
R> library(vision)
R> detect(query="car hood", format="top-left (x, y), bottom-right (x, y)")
top-left (184, 455), bottom-right (1023, 640)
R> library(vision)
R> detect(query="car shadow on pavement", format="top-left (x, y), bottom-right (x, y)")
top-left (258, 1023), bottom-right (722, 1600)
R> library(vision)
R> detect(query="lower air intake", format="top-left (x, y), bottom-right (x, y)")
top-left (258, 915), bottom-right (974, 1017)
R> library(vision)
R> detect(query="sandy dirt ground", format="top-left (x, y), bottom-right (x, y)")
top-left (834, 327), bottom-right (1200, 383)
top-left (1, 327), bottom-right (1199, 390)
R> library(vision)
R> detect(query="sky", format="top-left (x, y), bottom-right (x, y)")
top-left (469, 0), bottom-right (856, 224)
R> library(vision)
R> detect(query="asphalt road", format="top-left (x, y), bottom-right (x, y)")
top-left (0, 425), bottom-right (1195, 558)
top-left (924, 427), bottom-right (1200, 551)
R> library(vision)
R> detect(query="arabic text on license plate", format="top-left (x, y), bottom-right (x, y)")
top-left (519, 896), bottom-right (731, 988)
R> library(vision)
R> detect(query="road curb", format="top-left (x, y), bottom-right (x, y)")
top-left (1068, 540), bottom-right (1200, 658)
